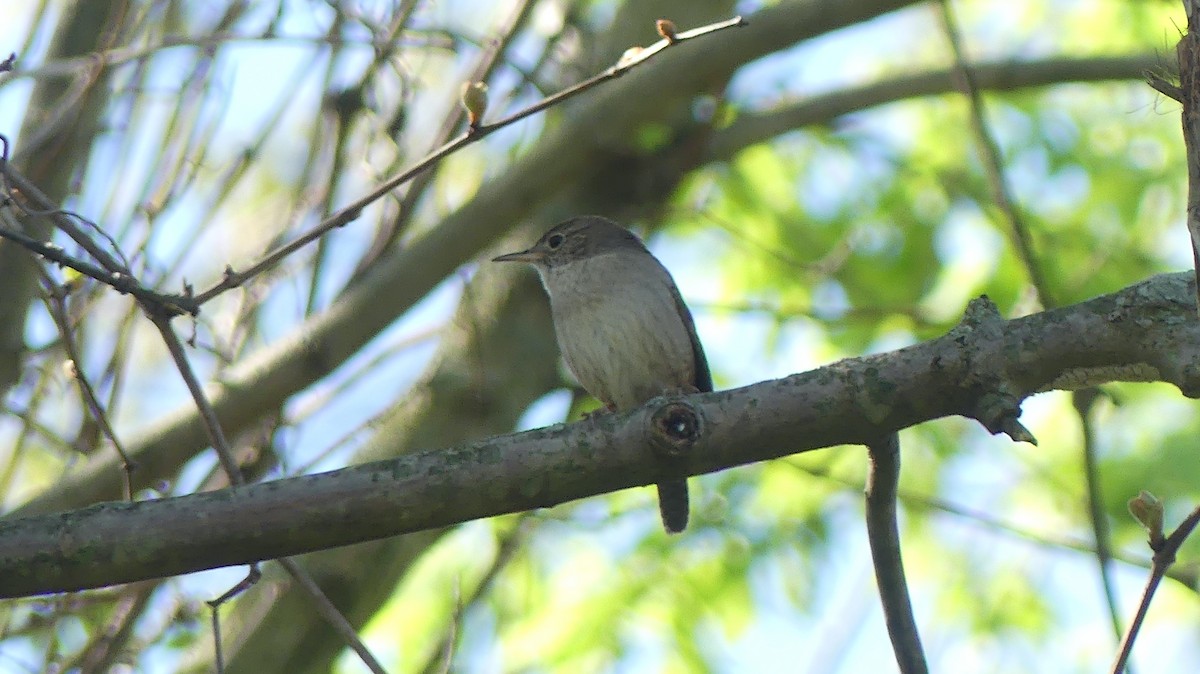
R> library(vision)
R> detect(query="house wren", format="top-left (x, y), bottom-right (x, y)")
top-left (493, 215), bottom-right (711, 533)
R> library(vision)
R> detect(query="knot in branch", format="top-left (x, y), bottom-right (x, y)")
top-left (1179, 361), bottom-right (1200, 399)
top-left (975, 391), bottom-right (1037, 445)
top-left (648, 400), bottom-right (702, 459)
top-left (950, 294), bottom-right (1038, 444)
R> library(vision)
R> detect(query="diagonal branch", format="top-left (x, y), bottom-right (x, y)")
top-left (1111, 493), bottom-right (1200, 674)
top-left (146, 306), bottom-right (390, 674)
top-left (357, 0), bottom-right (541, 270)
top-left (937, 0), bottom-right (1055, 308)
top-left (0, 16), bottom-right (747, 315)
top-left (189, 15), bottom-right (746, 306)
top-left (41, 277), bottom-right (136, 499)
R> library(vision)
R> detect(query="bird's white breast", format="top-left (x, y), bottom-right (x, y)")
top-left (538, 251), bottom-right (696, 409)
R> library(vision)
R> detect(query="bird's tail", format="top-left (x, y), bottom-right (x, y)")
top-left (656, 479), bottom-right (689, 534)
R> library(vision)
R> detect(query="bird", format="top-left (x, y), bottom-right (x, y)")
top-left (493, 215), bottom-right (711, 533)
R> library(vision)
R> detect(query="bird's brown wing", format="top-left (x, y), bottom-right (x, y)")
top-left (670, 284), bottom-right (712, 393)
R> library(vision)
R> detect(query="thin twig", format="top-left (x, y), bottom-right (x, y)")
top-left (1073, 389), bottom-right (1128, 660)
top-left (936, 0), bottom-right (1055, 308)
top-left (357, 0), bottom-right (539, 270)
top-left (148, 303), bottom-right (389, 672)
top-left (190, 15), bottom-right (746, 306)
top-left (789, 459), bottom-right (1200, 587)
top-left (144, 310), bottom-right (243, 482)
top-left (418, 516), bottom-right (533, 674)
top-left (0, 133), bottom-right (197, 315)
top-left (0, 219), bottom-right (194, 316)
top-left (1110, 503), bottom-right (1200, 673)
top-left (42, 275), bottom-right (136, 499)
top-left (1112, 5), bottom-right (1200, 668)
top-left (207, 565), bottom-right (262, 674)
top-left (864, 433), bottom-right (928, 674)
top-left (210, 601), bottom-right (225, 674)
top-left (0, 135), bottom-right (131, 275)
top-left (355, 0), bottom-right (540, 269)
top-left (278, 557), bottom-right (390, 674)
top-left (1147, 70), bottom-right (1184, 102)
top-left (140, 311), bottom-right (264, 672)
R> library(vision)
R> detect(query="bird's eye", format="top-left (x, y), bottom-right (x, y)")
top-left (546, 233), bottom-right (565, 249)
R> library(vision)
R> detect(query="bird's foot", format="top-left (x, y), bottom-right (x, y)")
top-left (581, 403), bottom-right (617, 423)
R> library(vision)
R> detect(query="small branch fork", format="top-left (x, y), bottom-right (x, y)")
top-left (1110, 494), bottom-right (1200, 674)
top-left (0, 135), bottom-right (198, 316)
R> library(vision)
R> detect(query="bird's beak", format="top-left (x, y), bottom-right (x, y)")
top-left (492, 247), bottom-right (543, 263)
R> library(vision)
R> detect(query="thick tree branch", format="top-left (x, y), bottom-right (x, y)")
top-left (1, 272), bottom-right (1196, 598)
top-left (708, 54), bottom-right (1164, 163)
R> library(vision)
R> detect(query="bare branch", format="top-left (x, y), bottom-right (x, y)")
top-left (1111, 496), bottom-right (1200, 674)
top-left (865, 433), bottom-right (927, 674)
top-left (41, 277), bottom-right (137, 499)
top-left (1074, 389), bottom-right (1127, 651)
top-left (937, 0), bottom-right (1055, 308)
top-left (1174, 0), bottom-right (1200, 315)
top-left (190, 15), bottom-right (747, 306)
top-left (277, 557), bottom-right (389, 674)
